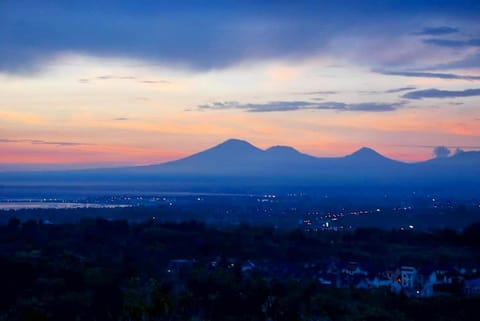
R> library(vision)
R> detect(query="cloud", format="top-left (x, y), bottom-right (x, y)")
top-left (403, 88), bottom-right (480, 99)
top-left (195, 100), bottom-right (405, 113)
top-left (197, 101), bottom-right (312, 112)
top-left (433, 146), bottom-right (451, 158)
top-left (361, 87), bottom-right (417, 94)
top-left (97, 75), bottom-right (117, 80)
top-left (113, 117), bottom-right (129, 121)
top-left (1, 0), bottom-right (479, 74)
top-left (375, 69), bottom-right (480, 80)
top-left (78, 75), bottom-right (170, 85)
top-left (428, 52), bottom-right (480, 70)
top-left (0, 138), bottom-right (93, 147)
top-left (295, 90), bottom-right (338, 95)
top-left (384, 86), bottom-right (417, 93)
top-left (316, 102), bottom-right (405, 112)
top-left (300, 87), bottom-right (416, 96)
top-left (412, 26), bottom-right (459, 36)
top-left (424, 38), bottom-right (480, 48)
top-left (138, 80), bottom-right (171, 84)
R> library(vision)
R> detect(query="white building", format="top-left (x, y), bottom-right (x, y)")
top-left (400, 266), bottom-right (417, 289)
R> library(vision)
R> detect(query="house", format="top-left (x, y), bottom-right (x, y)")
top-left (352, 276), bottom-right (392, 290)
top-left (416, 267), bottom-right (463, 297)
top-left (400, 266), bottom-right (417, 289)
top-left (342, 262), bottom-right (368, 276)
top-left (426, 268), bottom-right (454, 284)
top-left (464, 278), bottom-right (480, 296)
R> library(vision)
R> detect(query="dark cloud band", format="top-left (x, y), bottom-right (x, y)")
top-left (0, 138), bottom-right (93, 147)
top-left (403, 88), bottom-right (480, 99)
top-left (195, 100), bottom-right (405, 113)
top-left (412, 26), bottom-right (459, 36)
top-left (375, 69), bottom-right (480, 81)
top-left (424, 38), bottom-right (480, 48)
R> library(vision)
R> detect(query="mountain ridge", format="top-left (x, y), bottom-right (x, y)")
top-left (143, 139), bottom-right (406, 168)
top-left (149, 139), bottom-right (401, 169)
top-left (1, 139), bottom-right (479, 192)
top-left (132, 138), bottom-right (479, 177)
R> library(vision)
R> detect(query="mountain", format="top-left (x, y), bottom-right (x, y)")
top-left (151, 139), bottom-right (265, 174)
top-left (263, 145), bottom-right (319, 167)
top-left (422, 150), bottom-right (480, 166)
top-left (130, 139), bottom-right (480, 187)
top-left (139, 139), bottom-right (320, 175)
top-left (1, 139), bottom-right (479, 192)
top-left (343, 147), bottom-right (403, 166)
top-left (346, 147), bottom-right (392, 161)
top-left (264, 145), bottom-right (314, 159)
top-left (141, 141), bottom-right (406, 175)
top-left (411, 150), bottom-right (480, 179)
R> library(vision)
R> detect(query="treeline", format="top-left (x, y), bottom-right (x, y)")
top-left (1, 218), bottom-right (480, 320)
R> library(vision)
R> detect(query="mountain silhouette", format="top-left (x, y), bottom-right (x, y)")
top-left (131, 139), bottom-right (479, 185)
top-left (342, 147), bottom-right (404, 168)
top-left (264, 145), bottom-right (310, 156)
top-left (155, 139), bottom-right (264, 173)
top-left (1, 138), bottom-right (479, 192)
top-left (140, 140), bottom-right (405, 174)
top-left (147, 139), bottom-right (318, 174)
top-left (346, 147), bottom-right (388, 160)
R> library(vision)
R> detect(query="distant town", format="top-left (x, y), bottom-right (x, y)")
top-left (2, 191), bottom-right (479, 231)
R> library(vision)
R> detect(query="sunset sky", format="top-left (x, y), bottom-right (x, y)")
top-left (1, 0), bottom-right (480, 169)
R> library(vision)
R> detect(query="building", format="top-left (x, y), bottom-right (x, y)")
top-left (464, 278), bottom-right (480, 296)
top-left (342, 262), bottom-right (368, 276)
top-left (400, 266), bottom-right (417, 289)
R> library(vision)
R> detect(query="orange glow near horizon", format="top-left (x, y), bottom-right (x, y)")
top-left (1, 54), bottom-right (479, 167)
top-left (0, 136), bottom-right (467, 166)
top-left (0, 142), bottom-right (187, 165)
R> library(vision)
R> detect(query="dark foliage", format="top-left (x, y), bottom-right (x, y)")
top-left (0, 217), bottom-right (479, 320)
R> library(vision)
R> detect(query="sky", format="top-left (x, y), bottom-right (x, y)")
top-left (1, 0), bottom-right (480, 169)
